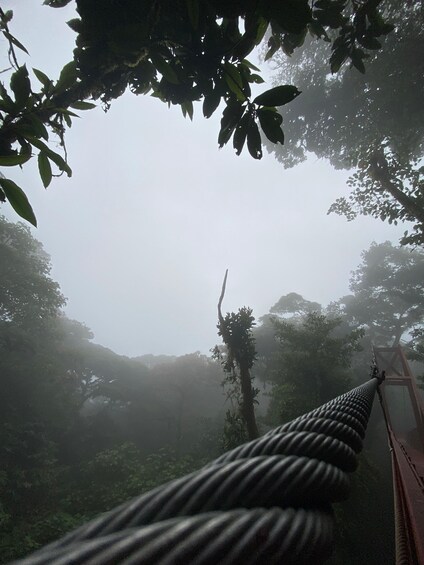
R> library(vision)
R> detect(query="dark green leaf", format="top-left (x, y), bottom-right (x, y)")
top-left (247, 120), bottom-right (262, 159)
top-left (232, 27), bottom-right (258, 61)
top-left (56, 61), bottom-right (77, 93)
top-left (63, 113), bottom-right (72, 128)
top-left (181, 100), bottom-right (194, 121)
top-left (3, 31), bottom-right (29, 55)
top-left (0, 151), bottom-right (31, 166)
top-left (367, 9), bottom-right (394, 36)
top-left (203, 90), bottom-right (221, 118)
top-left (351, 51), bottom-right (366, 74)
top-left (330, 46), bottom-right (348, 73)
top-left (20, 114), bottom-right (49, 140)
top-left (67, 18), bottom-right (82, 33)
top-left (258, 109), bottom-right (284, 145)
top-left (0, 177), bottom-right (37, 226)
top-left (57, 108), bottom-right (79, 118)
top-left (376, 23), bottom-right (395, 36)
top-left (43, 0), bottom-right (72, 6)
top-left (265, 35), bottom-right (281, 61)
top-left (38, 152), bottom-right (52, 188)
top-left (218, 103), bottom-right (245, 147)
top-left (150, 54), bottom-right (179, 84)
top-left (10, 65), bottom-right (31, 107)
top-left (268, 0), bottom-right (311, 34)
top-left (249, 74), bottom-right (265, 84)
top-left (255, 17), bottom-right (269, 45)
top-left (232, 113), bottom-right (250, 156)
top-left (3, 10), bottom-right (13, 23)
top-left (33, 68), bottom-right (52, 88)
top-left (254, 85), bottom-right (301, 107)
top-left (241, 59), bottom-right (261, 72)
top-left (0, 83), bottom-right (15, 110)
top-left (314, 7), bottom-right (347, 28)
top-left (308, 21), bottom-right (330, 41)
top-left (70, 101), bottom-right (96, 110)
top-left (223, 63), bottom-right (245, 100)
top-left (358, 36), bottom-right (381, 50)
top-left (282, 28), bottom-right (308, 56)
top-left (25, 136), bottom-right (72, 177)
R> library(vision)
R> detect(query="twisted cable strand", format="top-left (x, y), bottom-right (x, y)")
top-left (14, 508), bottom-right (334, 565)
top-left (271, 417), bottom-right (363, 453)
top-left (35, 455), bottom-right (347, 550)
top-left (209, 430), bottom-right (358, 472)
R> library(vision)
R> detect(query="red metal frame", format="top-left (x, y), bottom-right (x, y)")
top-left (375, 346), bottom-right (424, 565)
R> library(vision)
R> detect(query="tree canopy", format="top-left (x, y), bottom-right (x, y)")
top-left (333, 241), bottom-right (424, 346)
top-left (266, 311), bottom-right (363, 423)
top-left (0, 1), bottom-right (395, 225)
top-left (265, 0), bottom-right (424, 244)
top-left (0, 216), bottom-right (65, 326)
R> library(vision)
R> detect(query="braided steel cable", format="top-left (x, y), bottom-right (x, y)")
top-left (31, 455), bottom-right (348, 549)
top-left (209, 430), bottom-right (358, 472)
top-left (12, 378), bottom-right (379, 565)
top-left (271, 416), bottom-right (364, 453)
top-left (14, 508), bottom-right (335, 565)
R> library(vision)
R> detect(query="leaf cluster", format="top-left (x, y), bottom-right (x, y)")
top-left (0, 21), bottom-right (95, 225)
top-left (1, 1), bottom-right (396, 225)
top-left (337, 241), bottom-right (424, 345)
top-left (264, 1), bottom-right (423, 243)
top-left (330, 148), bottom-right (424, 245)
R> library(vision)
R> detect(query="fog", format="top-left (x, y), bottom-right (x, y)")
top-left (1, 2), bottom-right (407, 357)
top-left (4, 4), bottom-right (423, 564)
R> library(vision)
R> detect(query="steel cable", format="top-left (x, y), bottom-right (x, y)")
top-left (11, 378), bottom-right (379, 565)
top-left (209, 430), bottom-right (358, 472)
top-left (14, 508), bottom-right (335, 565)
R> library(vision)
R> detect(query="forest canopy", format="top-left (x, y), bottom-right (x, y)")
top-left (0, 0), bottom-right (399, 227)
top-left (265, 0), bottom-right (424, 243)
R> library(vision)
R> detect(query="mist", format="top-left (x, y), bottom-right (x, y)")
top-left (1, 2), bottom-right (423, 564)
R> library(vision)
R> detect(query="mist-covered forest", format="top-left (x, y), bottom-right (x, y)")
top-left (1, 0), bottom-right (424, 563)
top-left (2, 214), bottom-right (424, 563)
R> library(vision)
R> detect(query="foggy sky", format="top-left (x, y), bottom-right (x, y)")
top-left (1, 2), bottom-right (408, 357)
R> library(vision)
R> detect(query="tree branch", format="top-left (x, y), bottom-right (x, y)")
top-left (217, 269), bottom-right (228, 327)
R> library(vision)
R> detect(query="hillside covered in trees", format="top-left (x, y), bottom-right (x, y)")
top-left (2, 215), bottom-right (424, 562)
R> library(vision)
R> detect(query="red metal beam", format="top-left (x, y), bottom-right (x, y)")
top-left (375, 346), bottom-right (424, 565)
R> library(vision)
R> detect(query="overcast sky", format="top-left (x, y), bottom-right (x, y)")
top-left (1, 2), bottom-right (408, 357)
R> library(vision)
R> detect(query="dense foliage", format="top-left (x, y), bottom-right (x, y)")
top-left (0, 217), bottom-right (224, 561)
top-left (0, 1), bottom-right (395, 225)
top-left (267, 312), bottom-right (363, 423)
top-left (266, 0), bottom-right (424, 243)
top-left (333, 242), bottom-right (424, 346)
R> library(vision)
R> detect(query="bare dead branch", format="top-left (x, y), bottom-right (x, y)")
top-left (217, 269), bottom-right (228, 326)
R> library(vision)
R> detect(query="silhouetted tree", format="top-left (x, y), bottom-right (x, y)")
top-left (214, 270), bottom-right (259, 441)
top-left (0, 1), bottom-right (395, 224)
top-left (266, 0), bottom-right (424, 243)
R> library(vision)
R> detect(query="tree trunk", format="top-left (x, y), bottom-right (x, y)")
top-left (239, 361), bottom-right (259, 440)
top-left (217, 270), bottom-right (259, 441)
top-left (368, 151), bottom-right (424, 225)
